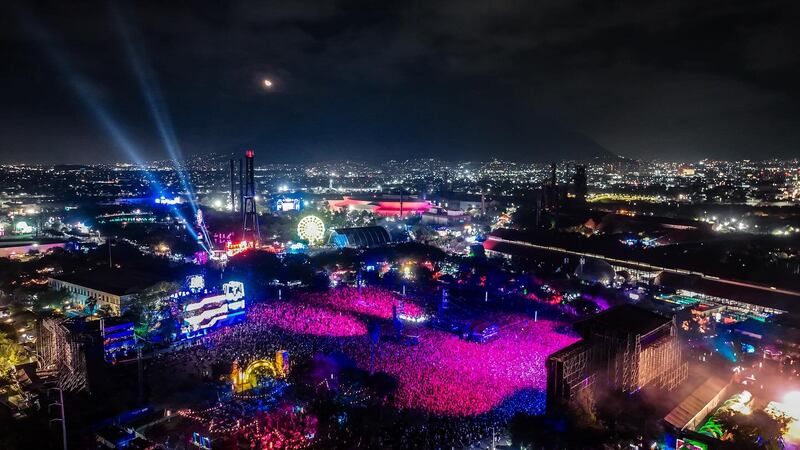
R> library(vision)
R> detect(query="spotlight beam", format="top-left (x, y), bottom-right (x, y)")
top-left (20, 11), bottom-right (210, 255)
top-left (111, 6), bottom-right (200, 212)
top-left (111, 5), bottom-right (213, 248)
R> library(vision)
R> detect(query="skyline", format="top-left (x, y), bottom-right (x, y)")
top-left (3, 153), bottom-right (800, 167)
top-left (2, 0), bottom-right (799, 164)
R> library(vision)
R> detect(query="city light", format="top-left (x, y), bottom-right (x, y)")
top-left (6, 3), bottom-right (800, 448)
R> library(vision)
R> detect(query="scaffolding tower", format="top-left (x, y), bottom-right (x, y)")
top-left (36, 318), bottom-right (98, 393)
top-left (547, 305), bottom-right (687, 412)
top-left (242, 149), bottom-right (260, 243)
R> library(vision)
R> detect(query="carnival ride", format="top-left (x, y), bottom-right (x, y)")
top-left (297, 215), bottom-right (325, 243)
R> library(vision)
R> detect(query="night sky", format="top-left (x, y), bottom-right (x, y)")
top-left (1, 0), bottom-right (798, 164)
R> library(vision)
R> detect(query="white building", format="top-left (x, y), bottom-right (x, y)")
top-left (48, 269), bottom-right (161, 316)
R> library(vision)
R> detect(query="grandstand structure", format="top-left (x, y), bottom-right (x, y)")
top-left (36, 317), bottom-right (103, 393)
top-left (547, 305), bottom-right (687, 412)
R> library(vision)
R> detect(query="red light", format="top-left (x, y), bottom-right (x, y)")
top-left (246, 150), bottom-right (254, 158)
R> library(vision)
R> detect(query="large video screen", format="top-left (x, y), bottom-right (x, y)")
top-left (180, 281), bottom-right (246, 339)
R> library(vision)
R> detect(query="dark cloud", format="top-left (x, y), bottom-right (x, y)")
top-left (1, 0), bottom-right (798, 164)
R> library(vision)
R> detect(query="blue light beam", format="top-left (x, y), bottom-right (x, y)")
top-left (19, 11), bottom-right (210, 254)
top-left (110, 5), bottom-right (202, 216)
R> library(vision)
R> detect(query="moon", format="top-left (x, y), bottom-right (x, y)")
top-left (262, 79), bottom-right (273, 88)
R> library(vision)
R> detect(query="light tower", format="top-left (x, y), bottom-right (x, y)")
top-left (242, 150), bottom-right (260, 243)
top-left (573, 164), bottom-right (588, 204)
top-left (229, 159), bottom-right (236, 211)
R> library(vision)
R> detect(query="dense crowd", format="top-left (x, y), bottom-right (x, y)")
top-left (177, 402), bottom-right (316, 450)
top-left (249, 302), bottom-right (368, 337)
top-left (344, 315), bottom-right (579, 416)
top-left (300, 286), bottom-right (424, 320)
top-left (150, 287), bottom-right (578, 448)
top-left (234, 405), bottom-right (317, 450)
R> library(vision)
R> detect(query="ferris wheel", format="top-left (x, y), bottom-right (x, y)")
top-left (297, 215), bottom-right (326, 243)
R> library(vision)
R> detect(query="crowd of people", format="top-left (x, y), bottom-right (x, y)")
top-left (233, 404), bottom-right (317, 450)
top-left (149, 286), bottom-right (578, 448)
top-left (299, 286), bottom-right (424, 320)
top-left (249, 302), bottom-right (368, 337)
top-left (342, 314), bottom-right (579, 416)
top-left (175, 402), bottom-right (316, 450)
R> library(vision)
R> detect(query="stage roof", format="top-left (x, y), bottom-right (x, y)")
top-left (575, 304), bottom-right (672, 337)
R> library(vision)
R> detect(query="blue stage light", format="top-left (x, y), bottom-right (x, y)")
top-left (22, 12), bottom-right (211, 255)
top-left (112, 6), bottom-right (214, 248)
top-left (111, 6), bottom-right (200, 213)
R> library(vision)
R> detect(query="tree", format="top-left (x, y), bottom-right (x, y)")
top-left (411, 223), bottom-right (436, 244)
top-left (0, 331), bottom-right (26, 382)
top-left (31, 287), bottom-right (70, 312)
top-left (715, 408), bottom-right (790, 450)
top-left (125, 281), bottom-right (180, 340)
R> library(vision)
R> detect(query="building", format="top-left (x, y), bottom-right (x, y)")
top-left (572, 164), bottom-right (587, 203)
top-left (727, 315), bottom-right (800, 356)
top-left (654, 272), bottom-right (796, 317)
top-left (272, 194), bottom-right (303, 212)
top-left (484, 229), bottom-right (800, 316)
top-left (430, 193), bottom-right (497, 214)
top-left (328, 226), bottom-right (391, 248)
top-left (95, 212), bottom-right (157, 224)
top-left (573, 257), bottom-right (616, 286)
top-left (329, 195), bottom-right (431, 217)
top-left (420, 206), bottom-right (471, 226)
top-left (48, 268), bottom-right (162, 316)
top-left (547, 305), bottom-right (687, 412)
top-left (664, 376), bottom-right (732, 433)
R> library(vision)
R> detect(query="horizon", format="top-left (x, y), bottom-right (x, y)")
top-left (2, 152), bottom-right (800, 167)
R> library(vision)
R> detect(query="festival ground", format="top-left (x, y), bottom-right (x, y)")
top-left (144, 286), bottom-right (578, 449)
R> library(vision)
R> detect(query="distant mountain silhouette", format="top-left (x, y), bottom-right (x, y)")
top-left (205, 88), bottom-right (617, 164)
top-left (214, 115), bottom-right (616, 164)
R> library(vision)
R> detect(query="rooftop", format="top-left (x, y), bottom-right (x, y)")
top-left (655, 271), bottom-right (800, 313)
top-left (50, 268), bottom-right (162, 296)
top-left (664, 376), bottom-right (730, 431)
top-left (575, 304), bottom-right (672, 337)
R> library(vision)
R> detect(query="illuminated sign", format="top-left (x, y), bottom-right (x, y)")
top-left (224, 281), bottom-right (245, 301)
top-left (187, 275), bottom-right (205, 292)
top-left (214, 232), bottom-right (234, 246)
top-left (226, 240), bottom-right (253, 257)
top-left (102, 321), bottom-right (135, 362)
top-left (154, 195), bottom-right (183, 205)
top-left (276, 197), bottom-right (302, 212)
